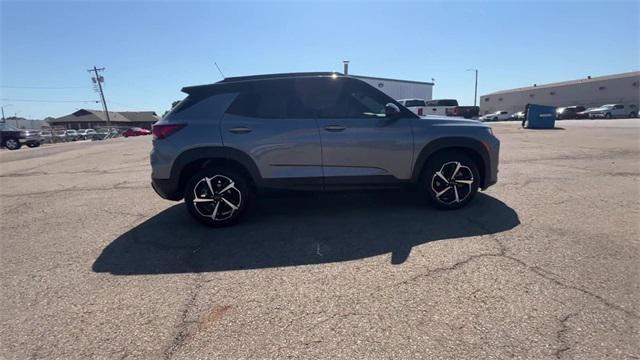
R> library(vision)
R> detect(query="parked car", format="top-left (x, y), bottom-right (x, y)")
top-left (0, 123), bottom-right (23, 150)
top-left (0, 124), bottom-right (42, 150)
top-left (64, 129), bottom-right (79, 141)
top-left (53, 130), bottom-right (68, 142)
top-left (480, 111), bottom-right (511, 122)
top-left (582, 104), bottom-right (637, 119)
top-left (123, 127), bottom-right (151, 137)
top-left (510, 111), bottom-right (525, 121)
top-left (40, 130), bottom-right (53, 143)
top-left (445, 106), bottom-right (480, 119)
top-left (22, 129), bottom-right (43, 147)
top-left (151, 72), bottom-right (500, 227)
top-left (77, 129), bottom-right (97, 140)
top-left (556, 106), bottom-right (586, 120)
top-left (424, 99), bottom-right (459, 116)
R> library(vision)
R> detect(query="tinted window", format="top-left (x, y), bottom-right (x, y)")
top-left (614, 105), bottom-right (624, 109)
top-left (438, 99), bottom-right (458, 106)
top-left (226, 79), bottom-right (314, 119)
top-left (295, 78), bottom-right (392, 119)
top-left (426, 100), bottom-right (437, 106)
top-left (405, 100), bottom-right (426, 107)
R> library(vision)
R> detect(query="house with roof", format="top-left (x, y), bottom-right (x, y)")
top-left (48, 109), bottom-right (159, 129)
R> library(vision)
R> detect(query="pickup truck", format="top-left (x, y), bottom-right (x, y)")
top-left (397, 99), bottom-right (427, 116)
top-left (0, 123), bottom-right (42, 150)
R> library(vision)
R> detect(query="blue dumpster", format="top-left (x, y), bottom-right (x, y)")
top-left (524, 104), bottom-right (556, 129)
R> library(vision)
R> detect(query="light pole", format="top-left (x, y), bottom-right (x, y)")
top-left (466, 69), bottom-right (478, 106)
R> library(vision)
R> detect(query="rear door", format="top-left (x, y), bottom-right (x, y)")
top-left (311, 77), bottom-right (415, 185)
top-left (221, 79), bottom-right (323, 188)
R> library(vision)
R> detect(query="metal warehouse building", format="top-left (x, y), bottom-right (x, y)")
top-left (480, 71), bottom-right (640, 115)
top-left (352, 75), bottom-right (434, 101)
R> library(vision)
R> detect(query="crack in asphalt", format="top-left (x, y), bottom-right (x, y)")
top-left (393, 243), bottom-right (639, 320)
top-left (0, 165), bottom-right (147, 178)
top-left (161, 242), bottom-right (207, 360)
top-left (163, 275), bottom-right (205, 360)
top-left (0, 183), bottom-right (148, 198)
top-left (553, 312), bottom-right (578, 359)
top-left (392, 216), bottom-right (639, 321)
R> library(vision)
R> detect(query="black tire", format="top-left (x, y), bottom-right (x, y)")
top-left (629, 111), bottom-right (636, 118)
top-left (184, 167), bottom-right (250, 227)
top-left (4, 138), bottom-right (21, 150)
top-left (605, 113), bottom-right (612, 119)
top-left (493, 117), bottom-right (498, 122)
top-left (421, 151), bottom-right (480, 210)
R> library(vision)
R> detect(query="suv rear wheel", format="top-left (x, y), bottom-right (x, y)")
top-left (184, 167), bottom-right (250, 227)
top-left (422, 151), bottom-right (480, 210)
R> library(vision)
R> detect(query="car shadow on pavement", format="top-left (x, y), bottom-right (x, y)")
top-left (92, 191), bottom-right (519, 275)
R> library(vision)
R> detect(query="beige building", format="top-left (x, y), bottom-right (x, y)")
top-left (480, 71), bottom-right (640, 115)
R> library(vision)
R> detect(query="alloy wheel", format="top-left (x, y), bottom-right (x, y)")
top-left (431, 161), bottom-right (474, 205)
top-left (192, 174), bottom-right (242, 221)
top-left (5, 139), bottom-right (19, 150)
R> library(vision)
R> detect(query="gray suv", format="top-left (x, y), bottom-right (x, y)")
top-left (151, 73), bottom-right (500, 226)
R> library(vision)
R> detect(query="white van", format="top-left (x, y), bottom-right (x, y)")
top-left (424, 99), bottom-right (459, 116)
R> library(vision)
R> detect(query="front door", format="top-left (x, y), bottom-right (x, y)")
top-left (307, 77), bottom-right (415, 185)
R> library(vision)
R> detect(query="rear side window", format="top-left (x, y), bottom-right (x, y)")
top-left (405, 100), bottom-right (426, 107)
top-left (226, 80), bottom-right (314, 119)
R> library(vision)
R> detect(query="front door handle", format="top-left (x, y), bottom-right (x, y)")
top-left (324, 125), bottom-right (346, 132)
top-left (228, 127), bottom-right (252, 134)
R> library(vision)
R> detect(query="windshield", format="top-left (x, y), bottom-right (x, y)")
top-left (0, 123), bottom-right (19, 131)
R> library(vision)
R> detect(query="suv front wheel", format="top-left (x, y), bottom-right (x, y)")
top-left (184, 167), bottom-right (250, 227)
top-left (422, 151), bottom-right (480, 210)
top-left (3, 138), bottom-right (21, 150)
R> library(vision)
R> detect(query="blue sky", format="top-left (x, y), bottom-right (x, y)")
top-left (1, 0), bottom-right (638, 119)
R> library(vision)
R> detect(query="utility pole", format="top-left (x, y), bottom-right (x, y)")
top-left (1, 106), bottom-right (5, 123)
top-left (88, 66), bottom-right (111, 126)
top-left (467, 68), bottom-right (478, 107)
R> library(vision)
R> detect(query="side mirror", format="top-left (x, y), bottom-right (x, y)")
top-left (385, 103), bottom-right (401, 118)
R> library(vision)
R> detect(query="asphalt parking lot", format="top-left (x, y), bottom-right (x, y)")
top-left (1, 119), bottom-right (638, 359)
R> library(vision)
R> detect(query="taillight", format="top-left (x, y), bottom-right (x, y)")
top-left (418, 108), bottom-right (424, 116)
top-left (152, 124), bottom-right (186, 139)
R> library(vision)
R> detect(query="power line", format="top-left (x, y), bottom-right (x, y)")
top-left (0, 85), bottom-right (87, 89)
top-left (0, 98), bottom-right (99, 103)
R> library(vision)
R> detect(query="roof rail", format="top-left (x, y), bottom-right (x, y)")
top-left (182, 72), bottom-right (344, 93)
top-left (216, 72), bottom-right (343, 83)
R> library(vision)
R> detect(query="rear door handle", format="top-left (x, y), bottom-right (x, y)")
top-left (228, 127), bottom-right (252, 134)
top-left (324, 125), bottom-right (346, 132)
